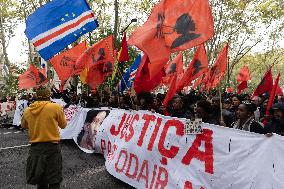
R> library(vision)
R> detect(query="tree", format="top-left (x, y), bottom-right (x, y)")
top-left (207, 0), bottom-right (284, 87)
top-left (231, 48), bottom-right (284, 92)
top-left (0, 0), bottom-right (21, 75)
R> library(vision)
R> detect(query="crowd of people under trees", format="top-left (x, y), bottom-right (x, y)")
top-left (1, 86), bottom-right (284, 136)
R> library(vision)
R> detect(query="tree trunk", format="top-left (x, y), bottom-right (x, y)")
top-left (0, 6), bottom-right (10, 74)
top-left (22, 0), bottom-right (33, 64)
top-left (114, 0), bottom-right (119, 41)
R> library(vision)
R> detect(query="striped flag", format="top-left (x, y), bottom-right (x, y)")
top-left (25, 0), bottom-right (98, 60)
top-left (119, 55), bottom-right (142, 93)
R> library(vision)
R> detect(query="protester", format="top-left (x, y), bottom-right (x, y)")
top-left (230, 94), bottom-right (243, 114)
top-left (232, 101), bottom-right (265, 134)
top-left (223, 98), bottom-right (232, 110)
top-left (108, 94), bottom-right (118, 108)
top-left (195, 100), bottom-right (218, 125)
top-left (211, 97), bottom-right (235, 127)
top-left (264, 103), bottom-right (284, 136)
top-left (168, 95), bottom-right (192, 119)
top-left (21, 86), bottom-right (67, 189)
top-left (137, 92), bottom-right (154, 111)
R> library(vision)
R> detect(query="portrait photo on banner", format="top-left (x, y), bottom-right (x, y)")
top-left (76, 109), bottom-right (110, 151)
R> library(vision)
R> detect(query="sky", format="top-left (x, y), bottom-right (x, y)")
top-left (6, 22), bottom-right (284, 65)
top-left (7, 23), bottom-right (28, 64)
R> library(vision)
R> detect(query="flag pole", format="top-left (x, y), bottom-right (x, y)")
top-left (218, 82), bottom-right (224, 124)
top-left (116, 68), bottom-right (135, 107)
top-left (103, 34), bottom-right (134, 107)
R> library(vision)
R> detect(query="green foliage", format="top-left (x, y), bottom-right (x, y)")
top-left (2, 0), bottom-right (284, 95)
top-left (0, 64), bottom-right (25, 97)
top-left (231, 48), bottom-right (284, 92)
top-left (207, 0), bottom-right (284, 87)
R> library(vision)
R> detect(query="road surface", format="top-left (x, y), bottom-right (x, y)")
top-left (0, 126), bottom-right (133, 189)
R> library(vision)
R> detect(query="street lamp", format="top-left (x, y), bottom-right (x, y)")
top-left (121, 18), bottom-right (137, 34)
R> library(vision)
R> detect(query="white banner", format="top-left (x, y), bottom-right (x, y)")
top-left (10, 99), bottom-right (77, 127)
top-left (62, 108), bottom-right (284, 189)
top-left (0, 101), bottom-right (16, 117)
top-left (12, 100), bottom-right (29, 126)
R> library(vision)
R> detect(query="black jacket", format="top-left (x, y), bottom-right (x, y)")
top-left (265, 118), bottom-right (284, 136)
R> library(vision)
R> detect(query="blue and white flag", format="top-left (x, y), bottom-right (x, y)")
top-left (120, 55), bottom-right (142, 93)
top-left (25, 0), bottom-right (98, 60)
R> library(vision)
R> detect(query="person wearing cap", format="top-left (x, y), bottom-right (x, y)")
top-left (211, 97), bottom-right (234, 128)
top-left (21, 86), bottom-right (67, 189)
top-left (223, 98), bottom-right (232, 110)
top-left (264, 103), bottom-right (284, 136)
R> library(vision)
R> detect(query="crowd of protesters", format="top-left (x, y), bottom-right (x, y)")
top-left (1, 86), bottom-right (284, 136)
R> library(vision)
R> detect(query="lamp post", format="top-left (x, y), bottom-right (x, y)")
top-left (121, 18), bottom-right (137, 34)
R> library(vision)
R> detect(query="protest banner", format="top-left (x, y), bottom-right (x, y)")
top-left (0, 101), bottom-right (16, 117)
top-left (12, 100), bottom-right (29, 126)
top-left (60, 108), bottom-right (284, 189)
top-left (11, 100), bottom-right (76, 128)
top-left (63, 105), bottom-right (81, 122)
top-left (0, 101), bottom-right (16, 125)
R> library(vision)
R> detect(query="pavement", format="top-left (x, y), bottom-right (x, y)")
top-left (0, 127), bottom-right (134, 189)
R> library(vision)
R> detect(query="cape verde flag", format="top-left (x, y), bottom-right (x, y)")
top-left (25, 0), bottom-right (98, 60)
top-left (120, 55), bottom-right (142, 93)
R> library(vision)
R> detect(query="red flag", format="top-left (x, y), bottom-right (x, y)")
top-left (128, 0), bottom-right (170, 79)
top-left (85, 64), bottom-right (105, 90)
top-left (226, 87), bottom-right (234, 93)
top-left (163, 0), bottom-right (214, 52)
top-left (276, 85), bottom-right (283, 96)
top-left (162, 52), bottom-right (183, 86)
top-left (18, 64), bottom-right (48, 90)
top-left (74, 35), bottom-right (115, 75)
top-left (133, 54), bottom-right (164, 94)
top-left (191, 74), bottom-right (204, 89)
top-left (84, 54), bottom-right (115, 90)
top-left (205, 43), bottom-right (229, 89)
top-left (237, 81), bottom-right (248, 94)
top-left (40, 63), bottom-right (47, 77)
top-left (129, 0), bottom-right (214, 80)
top-left (19, 69), bottom-right (36, 90)
top-left (118, 32), bottom-right (130, 62)
top-left (163, 73), bottom-right (178, 107)
top-left (252, 68), bottom-right (273, 97)
top-left (50, 41), bottom-right (87, 83)
top-left (236, 66), bottom-right (251, 83)
top-left (266, 73), bottom-right (280, 115)
top-left (29, 64), bottom-right (48, 87)
top-left (177, 44), bottom-right (208, 91)
top-left (165, 52), bottom-right (183, 75)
